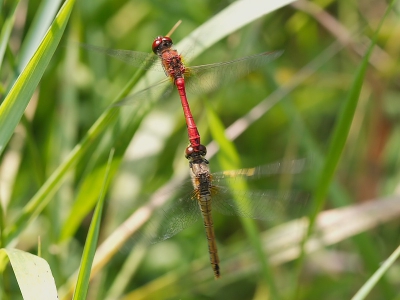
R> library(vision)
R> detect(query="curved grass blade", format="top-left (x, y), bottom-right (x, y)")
top-left (205, 99), bottom-right (279, 297)
top-left (0, 248), bottom-right (58, 300)
top-left (73, 149), bottom-right (115, 300)
top-left (17, 0), bottom-right (64, 72)
top-left (0, 0), bottom-right (20, 71)
top-left (294, 0), bottom-right (396, 296)
top-left (0, 0), bottom-right (76, 156)
top-left (352, 245), bottom-right (400, 300)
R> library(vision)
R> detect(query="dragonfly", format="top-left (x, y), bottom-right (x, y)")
top-left (131, 144), bottom-right (309, 279)
top-left (80, 36), bottom-right (282, 152)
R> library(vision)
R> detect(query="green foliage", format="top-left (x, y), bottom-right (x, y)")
top-left (0, 0), bottom-right (399, 299)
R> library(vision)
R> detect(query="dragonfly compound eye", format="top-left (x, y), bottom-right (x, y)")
top-left (152, 36), bottom-right (164, 54)
top-left (185, 146), bottom-right (195, 159)
top-left (162, 36), bottom-right (172, 47)
top-left (199, 144), bottom-right (207, 156)
top-left (152, 36), bottom-right (173, 54)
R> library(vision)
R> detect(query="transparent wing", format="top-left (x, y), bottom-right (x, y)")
top-left (185, 51), bottom-right (283, 94)
top-left (79, 43), bottom-right (164, 72)
top-left (131, 159), bottom-right (309, 245)
top-left (212, 158), bottom-right (308, 183)
top-left (111, 78), bottom-right (173, 107)
top-left (210, 158), bottom-right (310, 220)
top-left (211, 188), bottom-right (308, 221)
top-left (80, 44), bottom-right (283, 104)
top-left (139, 190), bottom-right (202, 245)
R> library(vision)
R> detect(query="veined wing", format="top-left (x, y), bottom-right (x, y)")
top-left (79, 43), bottom-right (164, 72)
top-left (140, 159), bottom-right (309, 237)
top-left (211, 188), bottom-right (308, 221)
top-left (209, 158), bottom-right (310, 220)
top-left (211, 158), bottom-right (308, 184)
top-left (111, 77), bottom-right (173, 107)
top-left (185, 51), bottom-right (283, 94)
top-left (137, 189), bottom-right (202, 245)
top-left (131, 159), bottom-right (309, 245)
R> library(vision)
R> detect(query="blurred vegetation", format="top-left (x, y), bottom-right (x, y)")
top-left (1, 0), bottom-right (400, 299)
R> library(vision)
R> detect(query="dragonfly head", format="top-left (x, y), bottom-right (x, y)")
top-left (185, 144), bottom-right (207, 160)
top-left (185, 144), bottom-right (208, 169)
top-left (152, 36), bottom-right (173, 55)
top-left (186, 144), bottom-right (210, 178)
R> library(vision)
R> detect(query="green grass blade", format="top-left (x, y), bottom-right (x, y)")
top-left (4, 109), bottom-right (119, 242)
top-left (0, 0), bottom-right (76, 156)
top-left (0, 0), bottom-right (20, 70)
top-left (352, 245), bottom-right (400, 300)
top-left (295, 0), bottom-right (396, 295)
top-left (0, 248), bottom-right (58, 300)
top-left (275, 41), bottom-right (395, 297)
top-left (176, 0), bottom-right (297, 56)
top-left (72, 149), bottom-right (115, 300)
top-left (17, 0), bottom-right (64, 72)
top-left (205, 100), bottom-right (279, 299)
top-left (309, 0), bottom-right (394, 233)
top-left (60, 163), bottom-right (115, 241)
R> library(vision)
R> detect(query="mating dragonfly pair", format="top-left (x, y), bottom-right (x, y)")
top-left (84, 32), bottom-right (307, 278)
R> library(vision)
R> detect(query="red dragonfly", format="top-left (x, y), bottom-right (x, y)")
top-left (125, 144), bottom-right (309, 278)
top-left (81, 36), bottom-right (282, 151)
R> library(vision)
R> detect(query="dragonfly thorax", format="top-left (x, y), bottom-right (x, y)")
top-left (191, 161), bottom-right (212, 199)
top-left (190, 160), bottom-right (210, 178)
top-left (160, 49), bottom-right (185, 80)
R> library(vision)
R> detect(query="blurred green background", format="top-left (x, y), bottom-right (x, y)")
top-left (1, 0), bottom-right (400, 299)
